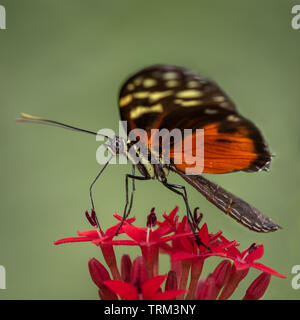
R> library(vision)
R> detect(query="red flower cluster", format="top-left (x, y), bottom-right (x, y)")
top-left (54, 207), bottom-right (286, 300)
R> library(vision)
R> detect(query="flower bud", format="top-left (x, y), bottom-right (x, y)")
top-left (165, 270), bottom-right (178, 291)
top-left (121, 254), bottom-right (132, 283)
top-left (243, 272), bottom-right (271, 300)
top-left (98, 286), bottom-right (118, 300)
top-left (211, 260), bottom-right (232, 297)
top-left (88, 258), bottom-right (110, 288)
top-left (130, 256), bottom-right (148, 293)
top-left (218, 265), bottom-right (249, 300)
top-left (196, 275), bottom-right (217, 300)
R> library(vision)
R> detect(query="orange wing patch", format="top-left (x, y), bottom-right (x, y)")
top-left (172, 123), bottom-right (257, 174)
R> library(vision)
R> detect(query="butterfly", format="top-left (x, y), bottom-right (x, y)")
top-left (17, 64), bottom-right (281, 235)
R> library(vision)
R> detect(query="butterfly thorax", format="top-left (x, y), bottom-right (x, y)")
top-left (125, 140), bottom-right (169, 182)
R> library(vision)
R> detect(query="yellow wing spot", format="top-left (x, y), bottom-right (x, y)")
top-left (143, 78), bottom-right (157, 88)
top-left (175, 99), bottom-right (203, 107)
top-left (133, 77), bottom-right (143, 86)
top-left (126, 83), bottom-right (135, 91)
top-left (149, 90), bottom-right (173, 102)
top-left (133, 91), bottom-right (150, 99)
top-left (176, 89), bottom-right (203, 99)
top-left (162, 72), bottom-right (179, 80)
top-left (119, 94), bottom-right (133, 107)
top-left (165, 80), bottom-right (180, 88)
top-left (130, 103), bottom-right (163, 120)
top-left (213, 96), bottom-right (225, 102)
top-left (187, 80), bottom-right (200, 88)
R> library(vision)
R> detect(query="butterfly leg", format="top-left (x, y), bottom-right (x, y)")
top-left (89, 157), bottom-right (112, 232)
top-left (115, 171), bottom-right (151, 235)
top-left (163, 182), bottom-right (195, 228)
top-left (125, 165), bottom-right (136, 220)
top-left (163, 181), bottom-right (211, 251)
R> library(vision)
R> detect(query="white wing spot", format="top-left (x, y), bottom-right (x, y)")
top-left (220, 102), bottom-right (231, 109)
top-left (227, 114), bottom-right (240, 122)
top-left (162, 72), bottom-right (179, 80)
top-left (213, 96), bottom-right (225, 102)
top-left (204, 108), bottom-right (218, 114)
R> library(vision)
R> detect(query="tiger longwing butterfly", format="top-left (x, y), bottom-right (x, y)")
top-left (17, 64), bottom-right (281, 235)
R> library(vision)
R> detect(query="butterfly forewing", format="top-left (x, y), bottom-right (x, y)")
top-left (118, 65), bottom-right (272, 174)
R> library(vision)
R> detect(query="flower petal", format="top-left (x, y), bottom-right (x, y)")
top-left (251, 262), bottom-right (286, 278)
top-left (104, 280), bottom-right (138, 300)
top-left (122, 223), bottom-right (147, 243)
top-left (198, 223), bottom-right (209, 246)
top-left (77, 230), bottom-right (100, 238)
top-left (54, 236), bottom-right (93, 245)
top-left (142, 275), bottom-right (167, 299)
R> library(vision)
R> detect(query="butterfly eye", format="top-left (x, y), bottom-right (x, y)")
top-left (114, 138), bottom-right (122, 153)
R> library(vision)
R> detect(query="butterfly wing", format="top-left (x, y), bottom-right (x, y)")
top-left (118, 64), bottom-right (272, 174)
top-left (118, 65), bottom-right (279, 232)
top-left (171, 167), bottom-right (281, 232)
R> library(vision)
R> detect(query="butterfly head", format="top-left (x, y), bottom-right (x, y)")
top-left (105, 136), bottom-right (127, 156)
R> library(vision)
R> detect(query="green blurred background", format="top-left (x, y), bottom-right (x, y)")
top-left (0, 0), bottom-right (299, 299)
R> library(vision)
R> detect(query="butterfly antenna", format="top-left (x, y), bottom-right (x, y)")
top-left (16, 113), bottom-right (110, 139)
